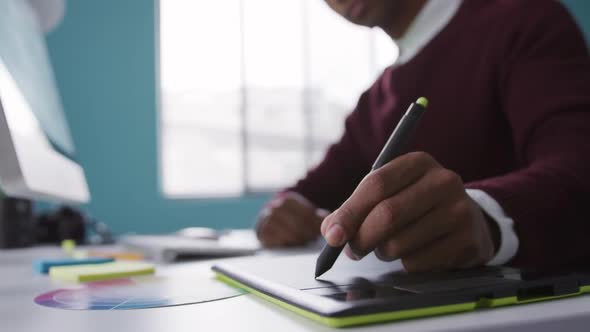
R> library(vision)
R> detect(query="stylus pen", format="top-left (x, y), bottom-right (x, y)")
top-left (315, 97), bottom-right (429, 278)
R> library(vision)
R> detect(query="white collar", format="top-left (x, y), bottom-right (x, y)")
top-left (395, 0), bottom-right (463, 65)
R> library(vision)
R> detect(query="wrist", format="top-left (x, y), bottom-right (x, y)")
top-left (482, 209), bottom-right (501, 255)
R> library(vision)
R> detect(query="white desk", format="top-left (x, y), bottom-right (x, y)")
top-left (2, 246), bottom-right (590, 332)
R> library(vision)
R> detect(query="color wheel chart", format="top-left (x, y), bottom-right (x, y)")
top-left (35, 275), bottom-right (244, 310)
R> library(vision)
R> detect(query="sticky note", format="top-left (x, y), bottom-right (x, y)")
top-left (49, 261), bottom-right (156, 283)
top-left (33, 257), bottom-right (114, 274)
top-left (87, 250), bottom-right (144, 261)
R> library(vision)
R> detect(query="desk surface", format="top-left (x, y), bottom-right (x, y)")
top-left (2, 246), bottom-right (590, 332)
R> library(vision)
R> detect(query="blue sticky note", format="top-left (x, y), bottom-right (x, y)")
top-left (34, 257), bottom-right (114, 274)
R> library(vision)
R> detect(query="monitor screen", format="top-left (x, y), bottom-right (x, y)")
top-left (0, 0), bottom-right (74, 156)
top-left (0, 0), bottom-right (89, 203)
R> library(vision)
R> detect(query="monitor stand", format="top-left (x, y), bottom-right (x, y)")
top-left (0, 197), bottom-right (34, 248)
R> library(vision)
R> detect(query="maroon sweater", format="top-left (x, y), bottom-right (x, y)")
top-left (288, 0), bottom-right (590, 269)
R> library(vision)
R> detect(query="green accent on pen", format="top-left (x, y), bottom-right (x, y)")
top-left (416, 96), bottom-right (429, 108)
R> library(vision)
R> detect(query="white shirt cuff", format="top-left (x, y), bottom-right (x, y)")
top-left (466, 189), bottom-right (519, 266)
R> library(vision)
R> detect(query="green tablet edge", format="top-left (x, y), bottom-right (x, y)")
top-left (215, 273), bottom-right (476, 328)
top-left (478, 284), bottom-right (590, 308)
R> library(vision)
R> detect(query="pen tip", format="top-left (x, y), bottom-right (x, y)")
top-left (315, 265), bottom-right (327, 279)
top-left (416, 97), bottom-right (429, 108)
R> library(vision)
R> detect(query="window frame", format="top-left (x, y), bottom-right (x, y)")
top-left (155, 0), bottom-right (396, 200)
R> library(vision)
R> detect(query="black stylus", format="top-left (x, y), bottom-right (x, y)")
top-left (314, 97), bottom-right (429, 278)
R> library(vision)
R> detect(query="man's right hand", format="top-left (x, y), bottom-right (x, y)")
top-left (256, 192), bottom-right (327, 248)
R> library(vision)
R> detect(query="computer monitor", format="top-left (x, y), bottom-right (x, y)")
top-left (0, 0), bottom-right (89, 203)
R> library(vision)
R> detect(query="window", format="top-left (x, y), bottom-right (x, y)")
top-left (159, 0), bottom-right (398, 198)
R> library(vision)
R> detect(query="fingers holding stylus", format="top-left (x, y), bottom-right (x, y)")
top-left (373, 200), bottom-right (462, 262)
top-left (319, 151), bottom-right (497, 272)
top-left (320, 152), bottom-right (438, 249)
top-left (349, 165), bottom-right (461, 259)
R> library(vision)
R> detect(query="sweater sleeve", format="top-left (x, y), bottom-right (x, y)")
top-left (465, 2), bottom-right (590, 269)
top-left (285, 77), bottom-right (386, 211)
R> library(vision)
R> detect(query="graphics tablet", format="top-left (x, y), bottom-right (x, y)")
top-left (212, 253), bottom-right (590, 328)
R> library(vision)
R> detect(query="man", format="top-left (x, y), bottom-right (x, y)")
top-left (256, 0), bottom-right (590, 272)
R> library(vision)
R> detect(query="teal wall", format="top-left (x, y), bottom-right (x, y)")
top-left (565, 0), bottom-right (590, 44)
top-left (45, 0), bottom-right (269, 235)
top-left (44, 0), bottom-right (589, 235)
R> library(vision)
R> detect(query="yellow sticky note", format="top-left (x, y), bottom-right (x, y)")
top-left (49, 261), bottom-right (155, 283)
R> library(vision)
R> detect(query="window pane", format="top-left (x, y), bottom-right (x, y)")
top-left (245, 89), bottom-right (306, 190)
top-left (374, 29), bottom-right (399, 73)
top-left (242, 0), bottom-right (305, 89)
top-left (242, 0), bottom-right (306, 191)
top-left (160, 1), bottom-right (242, 93)
top-left (160, 0), bottom-right (243, 196)
top-left (306, 0), bottom-right (381, 168)
top-left (159, 0), bottom-right (398, 197)
top-left (308, 0), bottom-right (374, 111)
top-left (162, 126), bottom-right (242, 197)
